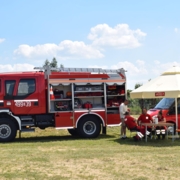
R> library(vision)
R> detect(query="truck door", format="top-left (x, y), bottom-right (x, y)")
top-left (3, 80), bottom-right (16, 110)
top-left (4, 78), bottom-right (42, 115)
top-left (14, 78), bottom-right (42, 115)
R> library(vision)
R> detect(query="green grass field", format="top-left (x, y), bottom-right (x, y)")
top-left (1, 127), bottom-right (180, 180)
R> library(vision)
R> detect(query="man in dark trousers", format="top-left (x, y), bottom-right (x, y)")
top-left (119, 99), bottom-right (128, 139)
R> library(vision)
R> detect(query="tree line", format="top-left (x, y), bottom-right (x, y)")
top-left (43, 57), bottom-right (64, 68)
top-left (127, 83), bottom-right (160, 114)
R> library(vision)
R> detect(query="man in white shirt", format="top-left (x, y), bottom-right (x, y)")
top-left (119, 99), bottom-right (128, 139)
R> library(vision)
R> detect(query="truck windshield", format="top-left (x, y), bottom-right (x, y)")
top-left (154, 98), bottom-right (174, 109)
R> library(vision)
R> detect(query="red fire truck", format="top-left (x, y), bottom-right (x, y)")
top-left (0, 66), bottom-right (126, 142)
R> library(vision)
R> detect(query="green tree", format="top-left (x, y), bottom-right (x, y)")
top-left (50, 57), bottom-right (58, 68)
top-left (135, 83), bottom-right (142, 89)
top-left (134, 82), bottom-right (160, 110)
top-left (60, 64), bottom-right (64, 68)
top-left (43, 59), bottom-right (50, 68)
top-left (43, 57), bottom-right (64, 69)
top-left (127, 89), bottom-right (141, 114)
top-left (128, 82), bottom-right (161, 114)
top-left (127, 89), bottom-right (131, 99)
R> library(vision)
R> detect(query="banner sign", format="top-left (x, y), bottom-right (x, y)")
top-left (155, 92), bottom-right (165, 96)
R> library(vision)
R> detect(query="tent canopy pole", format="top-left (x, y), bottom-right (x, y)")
top-left (175, 98), bottom-right (178, 135)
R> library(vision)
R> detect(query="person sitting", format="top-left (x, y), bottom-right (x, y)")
top-left (137, 108), bottom-right (153, 135)
top-left (124, 112), bottom-right (149, 141)
top-left (154, 110), bottom-right (166, 140)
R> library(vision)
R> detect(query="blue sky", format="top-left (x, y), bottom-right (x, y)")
top-left (0, 0), bottom-right (180, 89)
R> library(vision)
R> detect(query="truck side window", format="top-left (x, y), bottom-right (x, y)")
top-left (169, 98), bottom-right (180, 115)
top-left (17, 79), bottom-right (35, 96)
top-left (5, 80), bottom-right (16, 96)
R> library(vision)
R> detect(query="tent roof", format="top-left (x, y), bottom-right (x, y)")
top-left (130, 66), bottom-right (180, 99)
top-left (162, 66), bottom-right (180, 75)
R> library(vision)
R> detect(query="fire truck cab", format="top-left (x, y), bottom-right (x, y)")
top-left (0, 66), bottom-right (127, 142)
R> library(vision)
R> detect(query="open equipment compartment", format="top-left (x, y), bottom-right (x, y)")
top-left (107, 83), bottom-right (126, 108)
top-left (50, 83), bottom-right (72, 112)
top-left (74, 84), bottom-right (104, 109)
top-left (47, 67), bottom-right (127, 128)
top-left (106, 83), bottom-right (126, 125)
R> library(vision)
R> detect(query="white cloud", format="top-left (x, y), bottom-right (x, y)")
top-left (14, 40), bottom-right (104, 60)
top-left (89, 60), bottom-right (148, 76)
top-left (87, 61), bottom-right (148, 89)
top-left (110, 60), bottom-right (148, 76)
top-left (136, 60), bottom-right (148, 74)
top-left (0, 63), bottom-right (34, 72)
top-left (81, 61), bottom-right (180, 90)
top-left (59, 40), bottom-right (104, 59)
top-left (111, 61), bottom-right (140, 75)
top-left (13, 23), bottom-right (146, 60)
top-left (154, 60), bottom-right (160, 65)
top-left (88, 24), bottom-right (146, 48)
top-left (14, 44), bottom-right (60, 58)
top-left (88, 65), bottom-right (108, 69)
top-left (152, 61), bottom-right (180, 75)
top-left (136, 59), bottom-right (145, 66)
top-left (0, 38), bottom-right (5, 43)
top-left (174, 28), bottom-right (178, 33)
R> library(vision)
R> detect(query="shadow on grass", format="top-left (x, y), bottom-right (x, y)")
top-left (13, 134), bottom-right (116, 143)
top-left (110, 136), bottom-right (180, 147)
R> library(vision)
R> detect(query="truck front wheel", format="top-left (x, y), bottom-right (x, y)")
top-left (78, 116), bottom-right (101, 138)
top-left (0, 118), bottom-right (17, 142)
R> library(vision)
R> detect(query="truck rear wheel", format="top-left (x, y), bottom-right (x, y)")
top-left (0, 118), bottom-right (17, 142)
top-left (78, 116), bottom-right (101, 138)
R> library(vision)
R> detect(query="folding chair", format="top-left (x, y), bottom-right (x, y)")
top-left (175, 129), bottom-right (180, 139)
top-left (176, 129), bottom-right (180, 133)
top-left (129, 129), bottom-right (137, 137)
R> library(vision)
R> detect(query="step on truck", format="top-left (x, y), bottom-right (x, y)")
top-left (0, 66), bottom-right (127, 142)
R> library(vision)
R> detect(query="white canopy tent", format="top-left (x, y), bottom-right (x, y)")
top-left (130, 66), bottom-right (180, 129)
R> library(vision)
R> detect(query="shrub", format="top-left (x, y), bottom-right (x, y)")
top-left (129, 106), bottom-right (141, 115)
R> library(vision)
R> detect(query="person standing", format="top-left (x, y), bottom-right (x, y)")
top-left (119, 99), bottom-right (128, 139)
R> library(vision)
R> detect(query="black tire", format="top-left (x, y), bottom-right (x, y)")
top-left (77, 116), bottom-right (101, 138)
top-left (0, 118), bottom-right (17, 142)
top-left (68, 128), bottom-right (79, 136)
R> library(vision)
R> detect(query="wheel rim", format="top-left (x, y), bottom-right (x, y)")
top-left (0, 124), bottom-right (11, 139)
top-left (83, 121), bottom-right (96, 135)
